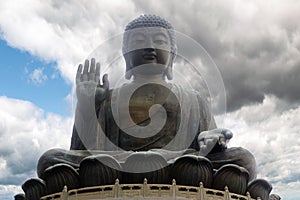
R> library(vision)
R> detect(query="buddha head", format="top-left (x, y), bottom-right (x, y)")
top-left (122, 14), bottom-right (177, 80)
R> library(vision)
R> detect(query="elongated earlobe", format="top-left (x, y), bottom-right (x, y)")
top-left (165, 53), bottom-right (175, 80)
top-left (165, 67), bottom-right (173, 80)
top-left (125, 55), bottom-right (133, 80)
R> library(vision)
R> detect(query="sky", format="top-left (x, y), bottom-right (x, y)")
top-left (0, 0), bottom-right (300, 199)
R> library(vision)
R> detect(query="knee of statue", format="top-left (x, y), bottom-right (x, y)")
top-left (37, 148), bottom-right (68, 178)
top-left (226, 147), bottom-right (257, 181)
top-left (237, 147), bottom-right (257, 180)
top-left (198, 129), bottom-right (257, 181)
top-left (205, 145), bottom-right (257, 181)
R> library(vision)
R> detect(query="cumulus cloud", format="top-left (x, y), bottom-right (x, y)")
top-left (0, 185), bottom-right (23, 200)
top-left (25, 67), bottom-right (48, 85)
top-left (216, 95), bottom-right (300, 198)
top-left (0, 96), bottom-right (72, 197)
top-left (0, 0), bottom-right (137, 84)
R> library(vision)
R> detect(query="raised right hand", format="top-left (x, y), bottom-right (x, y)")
top-left (76, 58), bottom-right (109, 110)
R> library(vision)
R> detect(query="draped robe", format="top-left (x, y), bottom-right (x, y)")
top-left (70, 83), bottom-right (216, 151)
top-left (39, 83), bottom-right (256, 180)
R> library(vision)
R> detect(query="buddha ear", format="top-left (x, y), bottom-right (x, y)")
top-left (124, 54), bottom-right (133, 80)
top-left (165, 66), bottom-right (173, 80)
top-left (165, 53), bottom-right (175, 80)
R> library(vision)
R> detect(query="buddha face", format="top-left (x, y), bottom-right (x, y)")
top-left (124, 27), bottom-right (173, 77)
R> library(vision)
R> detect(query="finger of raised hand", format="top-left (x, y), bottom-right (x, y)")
top-left (82, 59), bottom-right (89, 81)
top-left (76, 64), bottom-right (83, 84)
top-left (95, 62), bottom-right (100, 83)
top-left (102, 74), bottom-right (109, 89)
top-left (89, 58), bottom-right (96, 81)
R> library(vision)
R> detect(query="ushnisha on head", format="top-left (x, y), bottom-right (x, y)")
top-left (122, 14), bottom-right (177, 80)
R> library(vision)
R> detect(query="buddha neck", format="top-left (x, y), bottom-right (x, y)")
top-left (132, 74), bottom-right (168, 85)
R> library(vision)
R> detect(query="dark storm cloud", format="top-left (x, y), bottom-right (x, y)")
top-left (266, 63), bottom-right (300, 101)
top-left (133, 0), bottom-right (300, 111)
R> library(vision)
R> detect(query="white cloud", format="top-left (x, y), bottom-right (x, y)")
top-left (216, 95), bottom-right (300, 198)
top-left (26, 67), bottom-right (48, 85)
top-left (0, 0), bottom-right (137, 83)
top-left (0, 96), bottom-right (72, 188)
top-left (0, 185), bottom-right (23, 200)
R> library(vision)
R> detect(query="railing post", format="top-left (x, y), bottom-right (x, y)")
top-left (143, 178), bottom-right (148, 197)
top-left (61, 185), bottom-right (68, 200)
top-left (246, 192), bottom-right (252, 200)
top-left (199, 182), bottom-right (205, 200)
top-left (114, 179), bottom-right (120, 198)
top-left (172, 179), bottom-right (176, 199)
top-left (224, 186), bottom-right (231, 200)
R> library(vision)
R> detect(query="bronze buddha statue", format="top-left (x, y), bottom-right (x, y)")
top-left (18, 14), bottom-right (279, 200)
top-left (38, 12), bottom-right (256, 182)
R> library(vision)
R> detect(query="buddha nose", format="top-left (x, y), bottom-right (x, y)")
top-left (144, 39), bottom-right (155, 49)
top-left (144, 47), bottom-right (155, 52)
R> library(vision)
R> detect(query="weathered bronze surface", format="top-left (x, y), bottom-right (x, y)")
top-left (247, 179), bottom-right (273, 200)
top-left (122, 152), bottom-right (169, 184)
top-left (171, 155), bottom-right (214, 187)
top-left (43, 164), bottom-right (80, 195)
top-left (212, 164), bottom-right (249, 195)
top-left (22, 178), bottom-right (46, 200)
top-left (14, 193), bottom-right (26, 200)
top-left (79, 154), bottom-right (121, 187)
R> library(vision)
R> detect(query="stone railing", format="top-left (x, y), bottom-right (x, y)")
top-left (40, 179), bottom-right (259, 200)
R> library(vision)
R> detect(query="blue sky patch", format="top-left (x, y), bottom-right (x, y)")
top-left (0, 39), bottom-right (72, 116)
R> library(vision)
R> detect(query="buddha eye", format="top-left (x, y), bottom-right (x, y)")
top-left (153, 33), bottom-right (169, 47)
top-left (154, 39), bottom-right (167, 45)
top-left (134, 39), bottom-right (146, 44)
top-left (129, 32), bottom-right (146, 46)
